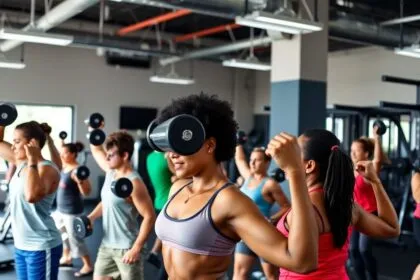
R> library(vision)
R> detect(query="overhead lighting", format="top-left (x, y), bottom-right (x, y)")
top-left (0, 28), bottom-right (73, 46)
top-left (150, 73), bottom-right (195, 85)
top-left (236, 11), bottom-right (323, 34)
top-left (395, 45), bottom-right (420, 58)
top-left (222, 58), bottom-right (271, 71)
top-left (0, 59), bottom-right (26, 69)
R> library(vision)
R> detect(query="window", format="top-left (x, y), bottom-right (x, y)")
top-left (0, 103), bottom-right (74, 172)
top-left (326, 117), bottom-right (344, 143)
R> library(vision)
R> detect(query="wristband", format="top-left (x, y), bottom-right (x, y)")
top-left (29, 164), bottom-right (38, 169)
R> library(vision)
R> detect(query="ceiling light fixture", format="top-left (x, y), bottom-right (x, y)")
top-left (150, 63), bottom-right (195, 85)
top-left (236, 11), bottom-right (323, 34)
top-left (0, 28), bottom-right (73, 46)
top-left (223, 57), bottom-right (271, 71)
top-left (0, 57), bottom-right (26, 69)
top-left (395, 45), bottom-right (420, 58)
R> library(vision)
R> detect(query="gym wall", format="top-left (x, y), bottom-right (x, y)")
top-left (253, 46), bottom-right (420, 115)
top-left (0, 44), bottom-right (255, 200)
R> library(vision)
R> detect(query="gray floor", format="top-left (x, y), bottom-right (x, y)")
top-left (0, 204), bottom-right (419, 280)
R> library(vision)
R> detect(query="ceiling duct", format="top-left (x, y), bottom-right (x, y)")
top-left (329, 14), bottom-right (419, 48)
top-left (114, 0), bottom-right (268, 18)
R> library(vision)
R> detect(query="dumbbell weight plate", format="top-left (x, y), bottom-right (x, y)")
top-left (373, 120), bottom-right (387, 136)
top-left (73, 216), bottom-right (92, 239)
top-left (85, 113), bottom-right (104, 129)
top-left (87, 129), bottom-right (106, 146)
top-left (111, 178), bottom-right (133, 198)
top-left (76, 166), bottom-right (90, 180)
top-left (59, 131), bottom-right (68, 140)
top-left (0, 103), bottom-right (18, 127)
top-left (168, 115), bottom-right (205, 155)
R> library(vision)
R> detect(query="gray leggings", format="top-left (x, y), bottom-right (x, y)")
top-left (53, 211), bottom-right (89, 258)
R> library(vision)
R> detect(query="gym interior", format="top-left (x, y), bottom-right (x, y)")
top-left (0, 0), bottom-right (420, 279)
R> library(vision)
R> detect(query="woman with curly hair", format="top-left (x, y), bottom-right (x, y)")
top-left (155, 93), bottom-right (319, 279)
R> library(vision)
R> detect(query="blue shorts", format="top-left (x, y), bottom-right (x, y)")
top-left (15, 244), bottom-right (63, 280)
top-left (235, 241), bottom-right (267, 263)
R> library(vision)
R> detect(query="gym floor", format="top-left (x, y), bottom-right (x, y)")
top-left (0, 203), bottom-right (418, 280)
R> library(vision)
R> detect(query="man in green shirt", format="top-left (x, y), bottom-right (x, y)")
top-left (146, 151), bottom-right (173, 211)
top-left (145, 151), bottom-right (174, 279)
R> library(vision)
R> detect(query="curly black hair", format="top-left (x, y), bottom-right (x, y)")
top-left (157, 93), bottom-right (238, 162)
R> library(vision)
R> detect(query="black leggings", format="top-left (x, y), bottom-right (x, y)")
top-left (349, 230), bottom-right (377, 280)
top-left (414, 217), bottom-right (420, 246)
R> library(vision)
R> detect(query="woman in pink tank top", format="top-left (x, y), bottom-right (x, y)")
top-left (411, 173), bottom-right (420, 279)
top-left (276, 129), bottom-right (400, 279)
top-left (349, 125), bottom-right (388, 280)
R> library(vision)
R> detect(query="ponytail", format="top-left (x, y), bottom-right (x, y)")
top-left (302, 129), bottom-right (355, 249)
top-left (324, 148), bottom-right (355, 248)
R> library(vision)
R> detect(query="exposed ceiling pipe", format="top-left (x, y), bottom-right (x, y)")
top-left (174, 23), bottom-right (241, 43)
top-left (0, 0), bottom-right (99, 52)
top-left (159, 36), bottom-right (272, 66)
top-left (117, 9), bottom-right (192, 36)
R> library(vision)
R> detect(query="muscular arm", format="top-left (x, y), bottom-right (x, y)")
top-left (228, 171), bottom-right (317, 273)
top-left (88, 202), bottom-right (103, 222)
top-left (25, 165), bottom-right (60, 203)
top-left (130, 178), bottom-right (156, 253)
top-left (235, 145), bottom-right (251, 179)
top-left (0, 127), bottom-right (15, 164)
top-left (372, 135), bottom-right (386, 174)
top-left (264, 179), bottom-right (290, 222)
top-left (353, 179), bottom-right (399, 238)
top-left (71, 171), bottom-right (92, 196)
top-left (90, 144), bottom-right (110, 172)
top-left (46, 136), bottom-right (62, 170)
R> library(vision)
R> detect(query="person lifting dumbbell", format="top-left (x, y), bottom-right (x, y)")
top-left (50, 138), bottom-right (94, 278)
top-left (85, 116), bottom-right (155, 280)
top-left (233, 131), bottom-right (290, 280)
top-left (348, 119), bottom-right (390, 280)
top-left (0, 106), bottom-right (63, 280)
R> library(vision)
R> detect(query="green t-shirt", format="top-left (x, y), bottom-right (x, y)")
top-left (146, 151), bottom-right (172, 210)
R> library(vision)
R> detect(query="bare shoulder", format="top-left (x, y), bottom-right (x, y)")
top-left (213, 183), bottom-right (258, 216)
top-left (39, 164), bottom-right (59, 178)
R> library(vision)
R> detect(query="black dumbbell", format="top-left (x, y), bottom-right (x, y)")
top-left (270, 168), bottom-right (286, 183)
top-left (111, 177), bottom-right (133, 198)
top-left (0, 103), bottom-right (18, 127)
top-left (84, 113), bottom-right (104, 129)
top-left (373, 120), bottom-right (387, 136)
top-left (236, 131), bottom-right (247, 145)
top-left (59, 131), bottom-right (68, 140)
top-left (87, 129), bottom-right (106, 146)
top-left (146, 114), bottom-right (206, 156)
top-left (75, 166), bottom-right (90, 180)
top-left (73, 216), bottom-right (93, 239)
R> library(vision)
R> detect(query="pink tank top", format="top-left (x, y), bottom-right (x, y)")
top-left (414, 203), bottom-right (420, 219)
top-left (276, 187), bottom-right (351, 280)
top-left (354, 175), bottom-right (377, 213)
